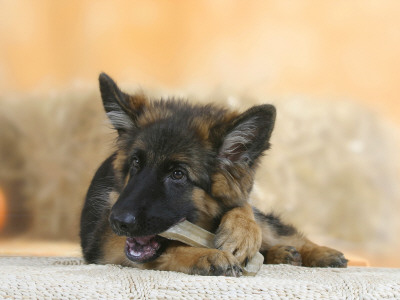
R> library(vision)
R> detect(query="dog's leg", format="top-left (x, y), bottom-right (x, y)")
top-left (214, 203), bottom-right (262, 266)
top-left (145, 242), bottom-right (242, 277)
top-left (254, 209), bottom-right (348, 267)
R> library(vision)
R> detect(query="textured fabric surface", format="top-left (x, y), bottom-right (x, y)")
top-left (1, 256), bottom-right (399, 299)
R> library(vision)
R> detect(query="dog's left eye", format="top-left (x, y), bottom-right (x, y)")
top-left (171, 169), bottom-right (185, 181)
top-left (129, 156), bottom-right (141, 176)
top-left (132, 156), bottom-right (140, 168)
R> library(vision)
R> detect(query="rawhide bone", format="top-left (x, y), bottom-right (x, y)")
top-left (159, 220), bottom-right (264, 276)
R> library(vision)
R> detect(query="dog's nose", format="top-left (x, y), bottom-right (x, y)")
top-left (109, 211), bottom-right (136, 235)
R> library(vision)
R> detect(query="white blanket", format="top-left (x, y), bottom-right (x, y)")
top-left (1, 256), bottom-right (399, 299)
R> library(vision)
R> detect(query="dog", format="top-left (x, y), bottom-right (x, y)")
top-left (80, 73), bottom-right (347, 276)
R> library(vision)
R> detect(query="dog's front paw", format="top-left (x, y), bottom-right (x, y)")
top-left (215, 205), bottom-right (262, 265)
top-left (190, 249), bottom-right (242, 277)
top-left (266, 245), bottom-right (302, 266)
top-left (302, 246), bottom-right (348, 268)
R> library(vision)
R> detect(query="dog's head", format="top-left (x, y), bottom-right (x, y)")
top-left (99, 73), bottom-right (275, 262)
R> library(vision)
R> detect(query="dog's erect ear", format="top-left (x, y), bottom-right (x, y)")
top-left (218, 104), bottom-right (276, 166)
top-left (99, 73), bottom-right (146, 134)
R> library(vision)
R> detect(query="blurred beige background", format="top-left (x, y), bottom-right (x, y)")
top-left (1, 0), bottom-right (400, 123)
top-left (0, 1), bottom-right (399, 267)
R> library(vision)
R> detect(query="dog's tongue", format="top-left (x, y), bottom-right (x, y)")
top-left (125, 235), bottom-right (161, 262)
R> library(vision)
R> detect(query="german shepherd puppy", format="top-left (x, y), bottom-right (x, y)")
top-left (80, 73), bottom-right (347, 276)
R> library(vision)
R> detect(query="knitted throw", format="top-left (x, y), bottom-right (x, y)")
top-left (1, 256), bottom-right (399, 299)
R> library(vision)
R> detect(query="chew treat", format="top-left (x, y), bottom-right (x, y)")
top-left (159, 220), bottom-right (264, 276)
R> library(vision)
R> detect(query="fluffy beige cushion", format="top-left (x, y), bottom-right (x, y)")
top-left (1, 256), bottom-right (399, 299)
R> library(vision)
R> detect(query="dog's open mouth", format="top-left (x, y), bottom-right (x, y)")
top-left (125, 235), bottom-right (165, 263)
top-left (123, 219), bottom-right (186, 263)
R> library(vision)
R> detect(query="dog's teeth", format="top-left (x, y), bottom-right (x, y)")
top-left (130, 250), bottom-right (142, 257)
